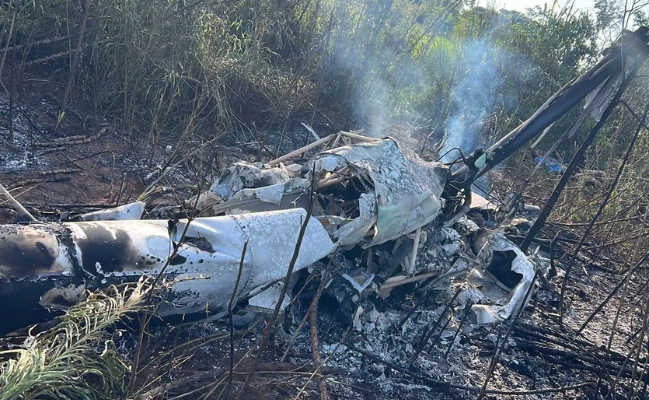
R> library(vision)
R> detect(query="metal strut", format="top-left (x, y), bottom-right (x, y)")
top-left (449, 27), bottom-right (649, 189)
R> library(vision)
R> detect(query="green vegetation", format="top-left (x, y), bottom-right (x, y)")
top-left (0, 284), bottom-right (145, 400)
top-left (1, 0), bottom-right (649, 238)
top-left (0, 0), bottom-right (619, 140)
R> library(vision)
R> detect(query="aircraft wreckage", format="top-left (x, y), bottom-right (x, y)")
top-left (0, 27), bottom-right (648, 333)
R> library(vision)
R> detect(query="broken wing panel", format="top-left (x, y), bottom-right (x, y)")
top-left (83, 209), bottom-right (335, 316)
top-left (227, 209), bottom-right (337, 288)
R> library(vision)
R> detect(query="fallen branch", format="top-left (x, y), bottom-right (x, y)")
top-left (267, 134), bottom-right (335, 166)
top-left (34, 127), bottom-right (108, 148)
top-left (23, 50), bottom-right (70, 67)
top-left (137, 369), bottom-right (225, 400)
top-left (226, 240), bottom-right (248, 398)
top-left (8, 176), bottom-right (71, 189)
top-left (308, 276), bottom-right (328, 400)
top-left (23, 202), bottom-right (119, 208)
top-left (411, 289), bottom-right (460, 363)
top-left (511, 340), bottom-right (638, 380)
top-left (34, 168), bottom-right (81, 176)
top-left (548, 215), bottom-right (642, 228)
top-left (2, 36), bottom-right (70, 53)
top-left (0, 180), bottom-right (36, 222)
top-left (578, 249), bottom-right (649, 334)
top-left (280, 266), bottom-right (329, 363)
top-left (378, 271), bottom-right (439, 291)
top-left (266, 130), bottom-right (374, 166)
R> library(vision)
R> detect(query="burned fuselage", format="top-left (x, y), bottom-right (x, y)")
top-left (0, 209), bottom-right (336, 332)
top-left (0, 137), bottom-right (540, 334)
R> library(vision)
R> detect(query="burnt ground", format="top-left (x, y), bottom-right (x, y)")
top-left (0, 85), bottom-right (153, 223)
top-left (123, 261), bottom-right (644, 400)
top-left (0, 75), bottom-right (284, 224)
top-left (0, 79), bottom-right (647, 400)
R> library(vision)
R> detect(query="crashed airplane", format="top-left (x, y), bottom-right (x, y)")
top-left (0, 27), bottom-right (648, 333)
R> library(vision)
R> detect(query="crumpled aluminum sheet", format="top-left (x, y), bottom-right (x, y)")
top-left (332, 192), bottom-right (377, 246)
top-left (209, 138), bottom-right (447, 248)
top-left (317, 138), bottom-right (447, 246)
top-left (471, 233), bottom-right (537, 325)
top-left (211, 162), bottom-right (307, 209)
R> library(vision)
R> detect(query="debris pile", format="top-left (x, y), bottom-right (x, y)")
top-left (0, 128), bottom-right (641, 399)
top-left (0, 133), bottom-right (545, 334)
top-left (192, 134), bottom-right (544, 329)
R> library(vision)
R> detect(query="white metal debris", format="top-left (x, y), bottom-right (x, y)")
top-left (317, 138), bottom-right (446, 246)
top-left (206, 138), bottom-right (447, 248)
top-left (471, 234), bottom-right (537, 325)
top-left (0, 135), bottom-right (543, 330)
top-left (248, 282), bottom-right (291, 312)
top-left (76, 201), bottom-right (146, 221)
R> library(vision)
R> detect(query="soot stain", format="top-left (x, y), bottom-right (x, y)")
top-left (36, 242), bottom-right (55, 267)
top-left (169, 255), bottom-right (187, 266)
top-left (76, 226), bottom-right (134, 273)
top-left (0, 232), bottom-right (57, 279)
top-left (185, 236), bottom-right (216, 253)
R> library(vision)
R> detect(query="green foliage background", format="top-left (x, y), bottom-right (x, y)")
top-left (0, 0), bottom-right (607, 138)
top-left (3, 0), bottom-right (649, 227)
